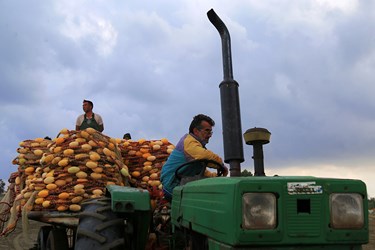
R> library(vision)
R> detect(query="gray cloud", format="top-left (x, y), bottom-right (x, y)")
top-left (1, 0), bottom-right (374, 196)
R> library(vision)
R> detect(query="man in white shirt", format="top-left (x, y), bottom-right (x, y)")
top-left (75, 100), bottom-right (104, 132)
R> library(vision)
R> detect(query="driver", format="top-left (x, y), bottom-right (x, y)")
top-left (160, 114), bottom-right (228, 201)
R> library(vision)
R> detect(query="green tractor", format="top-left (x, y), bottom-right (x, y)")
top-left (29, 9), bottom-right (368, 250)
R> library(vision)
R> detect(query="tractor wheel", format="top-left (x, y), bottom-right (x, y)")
top-left (45, 228), bottom-right (69, 250)
top-left (36, 226), bottom-right (52, 250)
top-left (75, 197), bottom-right (125, 250)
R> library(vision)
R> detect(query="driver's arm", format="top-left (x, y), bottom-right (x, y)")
top-left (183, 135), bottom-right (223, 168)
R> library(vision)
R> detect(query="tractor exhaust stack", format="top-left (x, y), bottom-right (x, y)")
top-left (207, 9), bottom-right (244, 176)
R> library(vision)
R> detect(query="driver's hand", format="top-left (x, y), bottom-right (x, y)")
top-left (222, 165), bottom-right (229, 177)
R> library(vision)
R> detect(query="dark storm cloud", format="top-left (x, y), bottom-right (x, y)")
top-left (0, 0), bottom-right (374, 196)
top-left (228, 1), bottom-right (375, 172)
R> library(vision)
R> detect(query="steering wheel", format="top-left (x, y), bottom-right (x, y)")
top-left (174, 159), bottom-right (226, 181)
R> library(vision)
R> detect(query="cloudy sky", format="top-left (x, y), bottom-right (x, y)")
top-left (1, 0), bottom-right (375, 197)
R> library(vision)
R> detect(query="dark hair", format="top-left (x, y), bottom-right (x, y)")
top-left (189, 114), bottom-right (215, 133)
top-left (83, 99), bottom-right (93, 108)
top-left (123, 133), bottom-right (131, 139)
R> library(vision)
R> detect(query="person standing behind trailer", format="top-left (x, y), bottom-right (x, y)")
top-left (75, 99), bottom-right (104, 132)
top-left (123, 133), bottom-right (132, 140)
top-left (160, 114), bottom-right (228, 201)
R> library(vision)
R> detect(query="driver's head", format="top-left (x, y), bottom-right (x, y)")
top-left (189, 114), bottom-right (215, 144)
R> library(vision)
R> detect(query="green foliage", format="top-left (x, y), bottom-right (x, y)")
top-left (369, 197), bottom-right (375, 210)
top-left (241, 169), bottom-right (253, 177)
top-left (0, 179), bottom-right (5, 194)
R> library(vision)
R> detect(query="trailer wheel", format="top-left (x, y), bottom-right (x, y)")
top-left (75, 197), bottom-right (125, 250)
top-left (36, 226), bottom-right (52, 250)
top-left (45, 228), bottom-right (69, 250)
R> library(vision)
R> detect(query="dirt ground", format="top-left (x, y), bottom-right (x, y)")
top-left (363, 214), bottom-right (375, 250)
top-left (0, 215), bottom-right (374, 249)
top-left (0, 219), bottom-right (48, 250)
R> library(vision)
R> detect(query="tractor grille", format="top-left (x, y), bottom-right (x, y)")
top-left (285, 195), bottom-right (323, 237)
